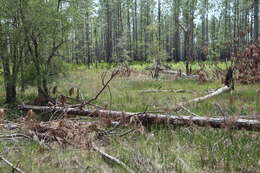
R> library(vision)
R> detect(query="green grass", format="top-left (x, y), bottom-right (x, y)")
top-left (0, 62), bottom-right (259, 172)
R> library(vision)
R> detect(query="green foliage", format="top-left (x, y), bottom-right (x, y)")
top-left (146, 24), bottom-right (169, 62)
top-left (208, 46), bottom-right (219, 60)
top-left (0, 68), bottom-right (3, 84)
top-left (20, 58), bottom-right (68, 88)
top-left (113, 34), bottom-right (130, 62)
top-left (0, 64), bottom-right (259, 172)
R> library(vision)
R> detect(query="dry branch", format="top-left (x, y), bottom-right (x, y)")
top-left (179, 106), bottom-right (200, 117)
top-left (0, 134), bottom-right (31, 140)
top-left (139, 89), bottom-right (192, 94)
top-left (160, 69), bottom-right (198, 78)
top-left (176, 86), bottom-right (231, 110)
top-left (0, 156), bottom-right (26, 173)
top-left (92, 144), bottom-right (135, 173)
top-left (19, 105), bottom-right (260, 131)
top-left (71, 69), bottom-right (119, 108)
top-left (146, 66), bottom-right (198, 78)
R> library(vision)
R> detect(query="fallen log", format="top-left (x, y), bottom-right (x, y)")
top-left (145, 67), bottom-right (198, 78)
top-left (176, 86), bottom-right (231, 109)
top-left (139, 89), bottom-right (193, 94)
top-left (160, 69), bottom-right (198, 78)
top-left (19, 105), bottom-right (260, 131)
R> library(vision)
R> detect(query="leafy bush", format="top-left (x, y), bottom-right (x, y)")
top-left (19, 58), bottom-right (68, 88)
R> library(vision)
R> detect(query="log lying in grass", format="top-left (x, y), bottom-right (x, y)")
top-left (19, 105), bottom-right (260, 131)
top-left (176, 86), bottom-right (231, 109)
top-left (160, 69), bottom-right (198, 78)
top-left (139, 89), bottom-right (193, 94)
top-left (145, 66), bottom-right (198, 78)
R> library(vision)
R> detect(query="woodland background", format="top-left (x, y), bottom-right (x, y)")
top-left (0, 0), bottom-right (259, 103)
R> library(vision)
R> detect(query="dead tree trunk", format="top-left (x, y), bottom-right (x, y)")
top-left (176, 86), bottom-right (231, 109)
top-left (19, 105), bottom-right (260, 131)
top-left (152, 60), bottom-right (160, 79)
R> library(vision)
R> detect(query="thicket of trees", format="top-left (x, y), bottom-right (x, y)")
top-left (64, 0), bottom-right (258, 63)
top-left (0, 0), bottom-right (259, 103)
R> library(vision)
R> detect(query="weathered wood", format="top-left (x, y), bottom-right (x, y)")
top-left (145, 66), bottom-right (198, 78)
top-left (92, 144), bottom-right (135, 173)
top-left (19, 105), bottom-right (260, 131)
top-left (161, 69), bottom-right (198, 78)
top-left (0, 156), bottom-right (27, 173)
top-left (176, 86), bottom-right (231, 109)
top-left (139, 89), bottom-right (192, 94)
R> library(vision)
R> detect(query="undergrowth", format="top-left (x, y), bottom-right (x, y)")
top-left (0, 62), bottom-right (259, 173)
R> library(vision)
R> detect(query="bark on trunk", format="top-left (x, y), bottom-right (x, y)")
top-left (19, 105), bottom-right (260, 131)
top-left (253, 0), bottom-right (259, 45)
top-left (5, 82), bottom-right (16, 103)
top-left (2, 56), bottom-right (17, 103)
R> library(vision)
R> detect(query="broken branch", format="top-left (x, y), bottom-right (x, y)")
top-left (72, 69), bottom-right (119, 108)
top-left (179, 106), bottom-right (200, 117)
top-left (0, 156), bottom-right (26, 173)
top-left (176, 86), bottom-right (231, 110)
top-left (139, 89), bottom-right (192, 94)
top-left (92, 144), bottom-right (135, 173)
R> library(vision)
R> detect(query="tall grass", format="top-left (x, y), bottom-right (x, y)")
top-left (0, 62), bottom-right (259, 172)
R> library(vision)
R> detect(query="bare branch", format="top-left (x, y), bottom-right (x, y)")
top-left (72, 69), bottom-right (119, 108)
top-left (178, 23), bottom-right (190, 32)
top-left (0, 156), bottom-right (27, 173)
top-left (175, 86), bottom-right (231, 110)
top-left (92, 144), bottom-right (135, 173)
top-left (179, 106), bottom-right (200, 117)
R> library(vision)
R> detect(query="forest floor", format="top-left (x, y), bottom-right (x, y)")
top-left (0, 62), bottom-right (259, 173)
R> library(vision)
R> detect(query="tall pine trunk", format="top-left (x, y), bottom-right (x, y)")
top-left (253, 0), bottom-right (259, 45)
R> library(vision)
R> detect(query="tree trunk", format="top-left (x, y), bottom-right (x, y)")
top-left (2, 56), bottom-right (17, 103)
top-left (134, 0), bottom-right (138, 60)
top-left (253, 0), bottom-right (259, 45)
top-left (158, 0), bottom-right (161, 48)
top-left (5, 81), bottom-right (16, 103)
top-left (152, 59), bottom-right (160, 79)
top-left (19, 105), bottom-right (260, 131)
top-left (105, 0), bottom-right (112, 62)
top-left (127, 5), bottom-right (132, 60)
top-left (173, 0), bottom-right (181, 61)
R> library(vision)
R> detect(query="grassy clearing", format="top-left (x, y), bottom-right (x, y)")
top-left (0, 62), bottom-right (259, 172)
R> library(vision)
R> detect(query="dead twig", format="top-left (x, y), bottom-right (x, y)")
top-left (139, 89), bottom-right (193, 94)
top-left (65, 96), bottom-right (105, 109)
top-left (179, 106), bottom-right (200, 117)
top-left (0, 155), bottom-right (27, 173)
top-left (215, 103), bottom-right (228, 117)
top-left (92, 144), bottom-right (135, 173)
top-left (119, 129), bottom-right (135, 137)
top-left (30, 131), bottom-right (52, 150)
top-left (71, 69), bottom-right (119, 109)
top-left (0, 134), bottom-right (31, 140)
top-left (73, 159), bottom-right (90, 172)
